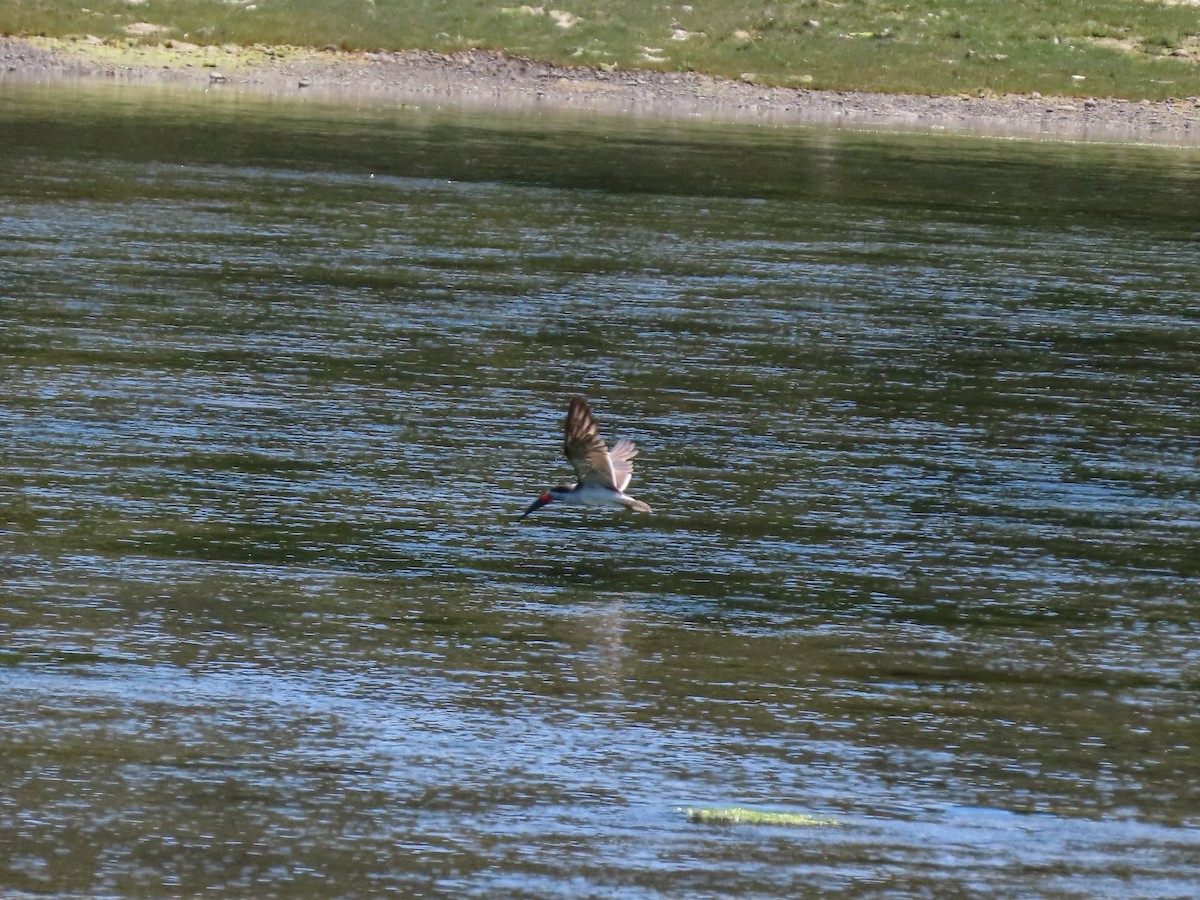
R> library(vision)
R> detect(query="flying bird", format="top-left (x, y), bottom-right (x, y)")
top-left (520, 396), bottom-right (653, 519)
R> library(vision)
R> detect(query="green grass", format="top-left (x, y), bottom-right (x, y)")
top-left (4, 0), bottom-right (1200, 99)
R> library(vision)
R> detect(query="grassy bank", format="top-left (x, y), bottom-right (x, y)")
top-left (4, 0), bottom-right (1200, 100)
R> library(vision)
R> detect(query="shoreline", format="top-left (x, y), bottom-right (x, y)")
top-left (5, 35), bottom-right (1200, 145)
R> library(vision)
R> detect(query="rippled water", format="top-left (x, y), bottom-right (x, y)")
top-left (2, 82), bottom-right (1199, 896)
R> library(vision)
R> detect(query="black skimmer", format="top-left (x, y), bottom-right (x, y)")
top-left (520, 396), bottom-right (653, 519)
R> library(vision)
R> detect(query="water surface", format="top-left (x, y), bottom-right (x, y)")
top-left (2, 82), bottom-right (1199, 896)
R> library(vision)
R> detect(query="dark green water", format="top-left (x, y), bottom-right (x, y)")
top-left (2, 81), bottom-right (1199, 896)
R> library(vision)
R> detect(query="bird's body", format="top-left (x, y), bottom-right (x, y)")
top-left (521, 396), bottom-right (652, 518)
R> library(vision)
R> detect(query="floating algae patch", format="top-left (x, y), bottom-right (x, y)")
top-left (681, 807), bottom-right (839, 827)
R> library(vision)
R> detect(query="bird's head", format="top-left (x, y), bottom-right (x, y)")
top-left (520, 485), bottom-right (571, 519)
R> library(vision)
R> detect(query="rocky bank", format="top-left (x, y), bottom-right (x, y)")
top-left (4, 35), bottom-right (1200, 144)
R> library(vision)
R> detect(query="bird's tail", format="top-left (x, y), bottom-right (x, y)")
top-left (623, 497), bottom-right (652, 514)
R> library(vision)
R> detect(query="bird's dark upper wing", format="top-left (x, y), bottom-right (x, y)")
top-left (562, 396), bottom-right (619, 489)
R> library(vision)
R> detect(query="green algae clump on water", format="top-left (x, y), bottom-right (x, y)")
top-left (681, 807), bottom-right (839, 827)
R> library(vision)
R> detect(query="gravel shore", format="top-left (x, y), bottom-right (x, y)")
top-left (5, 35), bottom-right (1200, 144)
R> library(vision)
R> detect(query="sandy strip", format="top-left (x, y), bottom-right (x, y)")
top-left (4, 36), bottom-right (1200, 145)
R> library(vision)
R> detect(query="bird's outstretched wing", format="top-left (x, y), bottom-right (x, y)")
top-left (562, 396), bottom-right (636, 490)
top-left (607, 438), bottom-right (638, 493)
